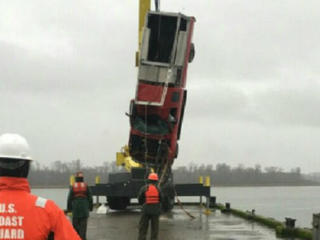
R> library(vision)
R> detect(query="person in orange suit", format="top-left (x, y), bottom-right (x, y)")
top-left (0, 133), bottom-right (81, 240)
top-left (137, 173), bottom-right (163, 240)
top-left (67, 171), bottom-right (93, 240)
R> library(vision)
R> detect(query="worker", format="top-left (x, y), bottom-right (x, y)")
top-left (0, 133), bottom-right (81, 240)
top-left (67, 171), bottom-right (93, 240)
top-left (137, 172), bottom-right (162, 240)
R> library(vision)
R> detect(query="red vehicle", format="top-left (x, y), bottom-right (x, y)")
top-left (128, 11), bottom-right (195, 168)
top-left (90, 8), bottom-right (210, 212)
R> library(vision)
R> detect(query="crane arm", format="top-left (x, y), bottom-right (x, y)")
top-left (137, 0), bottom-right (160, 66)
top-left (136, 0), bottom-right (151, 66)
top-left (138, 0), bottom-right (151, 50)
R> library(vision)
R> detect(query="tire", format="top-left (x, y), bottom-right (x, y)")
top-left (188, 43), bottom-right (195, 63)
top-left (162, 195), bottom-right (175, 212)
top-left (160, 180), bottom-right (175, 212)
top-left (175, 144), bottom-right (179, 158)
top-left (107, 197), bottom-right (130, 210)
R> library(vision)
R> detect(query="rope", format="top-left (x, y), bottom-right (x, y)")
top-left (174, 188), bottom-right (196, 220)
top-left (157, 159), bottom-right (169, 187)
top-left (143, 105), bottom-right (150, 183)
top-left (154, 140), bottom-right (163, 174)
top-left (157, 159), bottom-right (196, 220)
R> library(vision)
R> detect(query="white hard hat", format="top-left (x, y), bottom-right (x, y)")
top-left (0, 133), bottom-right (32, 161)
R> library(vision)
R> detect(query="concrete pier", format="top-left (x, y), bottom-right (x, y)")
top-left (87, 205), bottom-right (290, 240)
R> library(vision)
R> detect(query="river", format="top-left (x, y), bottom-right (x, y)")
top-left (213, 186), bottom-right (320, 228)
top-left (32, 186), bottom-right (320, 228)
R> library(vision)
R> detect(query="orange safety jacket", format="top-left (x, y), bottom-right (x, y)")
top-left (0, 177), bottom-right (81, 240)
top-left (72, 182), bottom-right (88, 198)
top-left (145, 184), bottom-right (160, 204)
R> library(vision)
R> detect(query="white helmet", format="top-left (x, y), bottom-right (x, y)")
top-left (0, 133), bottom-right (32, 161)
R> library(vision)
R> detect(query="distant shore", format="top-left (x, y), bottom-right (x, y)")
top-left (212, 184), bottom-right (320, 187)
top-left (31, 185), bottom-right (69, 189)
top-left (30, 183), bottom-right (320, 189)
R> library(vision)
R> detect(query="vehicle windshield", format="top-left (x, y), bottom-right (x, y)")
top-left (132, 115), bottom-right (170, 135)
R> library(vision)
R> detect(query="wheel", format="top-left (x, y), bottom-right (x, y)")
top-left (107, 197), bottom-right (130, 210)
top-left (160, 179), bottom-right (175, 212)
top-left (162, 195), bottom-right (175, 212)
top-left (174, 144), bottom-right (179, 158)
top-left (188, 43), bottom-right (195, 63)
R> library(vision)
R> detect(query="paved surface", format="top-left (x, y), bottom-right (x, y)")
top-left (86, 205), bottom-right (296, 240)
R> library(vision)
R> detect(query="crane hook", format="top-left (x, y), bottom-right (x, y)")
top-left (155, 0), bottom-right (160, 12)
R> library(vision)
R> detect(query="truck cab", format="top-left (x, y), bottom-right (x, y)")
top-left (128, 11), bottom-right (195, 166)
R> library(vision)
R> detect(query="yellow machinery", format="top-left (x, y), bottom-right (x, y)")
top-left (136, 0), bottom-right (151, 66)
top-left (116, 146), bottom-right (142, 172)
top-left (139, 0), bottom-right (151, 51)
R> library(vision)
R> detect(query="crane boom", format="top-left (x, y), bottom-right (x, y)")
top-left (136, 0), bottom-right (151, 66)
top-left (138, 0), bottom-right (151, 50)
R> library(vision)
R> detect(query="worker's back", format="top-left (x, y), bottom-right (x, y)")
top-left (0, 177), bottom-right (80, 240)
top-left (68, 181), bottom-right (92, 218)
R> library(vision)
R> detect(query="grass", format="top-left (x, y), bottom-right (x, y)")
top-left (215, 203), bottom-right (312, 240)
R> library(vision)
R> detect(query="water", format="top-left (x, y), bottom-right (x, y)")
top-left (32, 186), bottom-right (320, 228)
top-left (212, 186), bottom-right (320, 228)
top-left (32, 188), bottom-right (69, 210)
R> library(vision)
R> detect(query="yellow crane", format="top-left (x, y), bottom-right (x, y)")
top-left (136, 0), bottom-right (151, 67)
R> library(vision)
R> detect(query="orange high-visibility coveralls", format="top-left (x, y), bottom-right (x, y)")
top-left (0, 177), bottom-right (81, 240)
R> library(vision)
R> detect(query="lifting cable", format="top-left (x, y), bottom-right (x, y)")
top-left (157, 158), bottom-right (169, 187)
top-left (174, 188), bottom-right (196, 220)
top-left (154, 0), bottom-right (160, 12)
top-left (143, 104), bottom-right (150, 183)
top-left (154, 140), bottom-right (163, 174)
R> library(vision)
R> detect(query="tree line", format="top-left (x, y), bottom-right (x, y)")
top-left (28, 160), bottom-right (318, 187)
top-left (29, 159), bottom-right (116, 187)
top-left (173, 163), bottom-right (318, 186)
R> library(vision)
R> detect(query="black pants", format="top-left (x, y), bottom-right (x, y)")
top-left (72, 217), bottom-right (88, 240)
top-left (138, 214), bottom-right (159, 240)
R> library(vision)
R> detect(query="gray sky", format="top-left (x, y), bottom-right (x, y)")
top-left (1, 0), bottom-right (320, 173)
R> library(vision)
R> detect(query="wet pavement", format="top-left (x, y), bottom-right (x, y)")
top-left (87, 205), bottom-right (292, 240)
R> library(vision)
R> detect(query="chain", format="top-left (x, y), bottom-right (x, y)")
top-left (154, 0), bottom-right (160, 12)
top-left (143, 105), bottom-right (149, 182)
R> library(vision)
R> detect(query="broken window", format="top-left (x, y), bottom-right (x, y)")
top-left (147, 15), bottom-right (178, 63)
top-left (132, 114), bottom-right (170, 135)
top-left (169, 108), bottom-right (178, 125)
top-left (171, 92), bottom-right (180, 102)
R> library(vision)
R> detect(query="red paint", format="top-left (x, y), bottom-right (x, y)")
top-left (137, 84), bottom-right (164, 103)
top-left (128, 13), bottom-right (195, 166)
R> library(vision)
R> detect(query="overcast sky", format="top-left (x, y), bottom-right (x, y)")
top-left (1, 0), bottom-right (320, 173)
